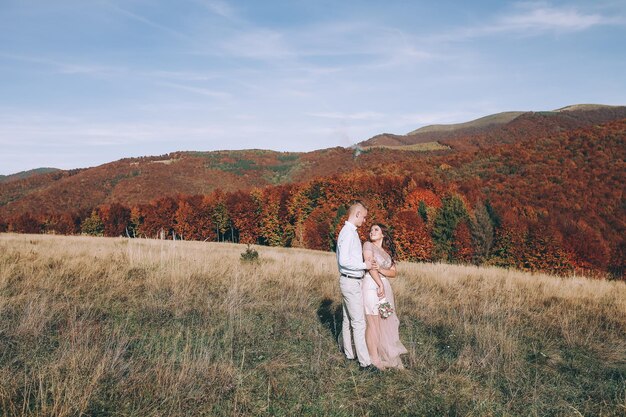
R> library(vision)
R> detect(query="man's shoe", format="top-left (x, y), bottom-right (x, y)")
top-left (360, 364), bottom-right (381, 373)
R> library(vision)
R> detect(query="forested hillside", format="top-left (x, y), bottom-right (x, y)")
top-left (1, 108), bottom-right (624, 277)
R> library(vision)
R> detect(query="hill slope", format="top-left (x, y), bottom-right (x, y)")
top-left (358, 104), bottom-right (626, 148)
top-left (0, 146), bottom-right (421, 217)
top-left (1, 105), bottom-right (624, 219)
top-left (407, 111), bottom-right (525, 135)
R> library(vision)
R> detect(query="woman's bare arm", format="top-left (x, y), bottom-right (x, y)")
top-left (378, 263), bottom-right (397, 278)
top-left (363, 249), bottom-right (385, 299)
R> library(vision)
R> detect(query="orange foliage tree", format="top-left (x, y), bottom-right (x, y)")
top-left (303, 206), bottom-right (334, 251)
top-left (174, 195), bottom-right (216, 241)
top-left (99, 203), bottom-right (131, 237)
top-left (560, 219), bottom-right (610, 273)
top-left (258, 187), bottom-right (287, 247)
top-left (452, 220), bottom-right (474, 263)
top-left (403, 188), bottom-right (442, 211)
top-left (8, 213), bottom-right (40, 234)
top-left (41, 212), bottom-right (82, 235)
top-left (136, 196), bottom-right (179, 239)
top-left (513, 219), bottom-right (573, 274)
top-left (391, 210), bottom-right (433, 262)
top-left (226, 191), bottom-right (261, 244)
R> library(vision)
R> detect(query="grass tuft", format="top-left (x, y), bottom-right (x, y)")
top-left (240, 244), bottom-right (259, 263)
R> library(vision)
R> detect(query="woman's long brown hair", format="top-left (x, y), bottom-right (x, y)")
top-left (372, 223), bottom-right (397, 264)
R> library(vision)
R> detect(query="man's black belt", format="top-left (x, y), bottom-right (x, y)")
top-left (340, 273), bottom-right (362, 279)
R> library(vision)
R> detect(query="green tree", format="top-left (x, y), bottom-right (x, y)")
top-left (210, 191), bottom-right (231, 242)
top-left (485, 199), bottom-right (501, 229)
top-left (81, 211), bottom-right (104, 236)
top-left (432, 195), bottom-right (469, 261)
top-left (471, 202), bottom-right (495, 264)
top-left (418, 200), bottom-right (428, 223)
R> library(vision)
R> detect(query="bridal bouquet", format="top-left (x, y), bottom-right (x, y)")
top-left (378, 299), bottom-right (394, 319)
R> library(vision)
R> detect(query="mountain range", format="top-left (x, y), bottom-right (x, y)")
top-left (2, 104), bottom-right (624, 218)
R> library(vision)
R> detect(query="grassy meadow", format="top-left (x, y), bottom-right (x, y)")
top-left (0, 233), bottom-right (625, 416)
top-left (362, 142), bottom-right (451, 152)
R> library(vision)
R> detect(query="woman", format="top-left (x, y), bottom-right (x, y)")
top-left (362, 223), bottom-right (407, 369)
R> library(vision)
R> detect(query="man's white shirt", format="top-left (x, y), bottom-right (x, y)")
top-left (337, 221), bottom-right (366, 277)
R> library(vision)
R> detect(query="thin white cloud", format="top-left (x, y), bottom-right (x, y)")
top-left (219, 29), bottom-right (294, 59)
top-left (104, 2), bottom-right (191, 40)
top-left (157, 82), bottom-right (231, 99)
top-left (443, 2), bottom-right (618, 41)
top-left (306, 111), bottom-right (386, 121)
top-left (189, 17), bottom-right (438, 72)
top-left (145, 70), bottom-right (218, 81)
top-left (293, 24), bottom-right (437, 67)
top-left (200, 0), bottom-right (237, 20)
top-left (0, 53), bottom-right (127, 77)
top-left (0, 53), bottom-right (225, 88)
top-left (0, 109), bottom-right (305, 149)
top-left (496, 3), bottom-right (609, 32)
top-left (0, 119), bottom-right (226, 146)
top-left (57, 63), bottom-right (125, 76)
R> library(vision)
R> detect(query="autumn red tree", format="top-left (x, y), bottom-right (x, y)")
top-left (226, 191), bottom-right (261, 244)
top-left (403, 187), bottom-right (442, 211)
top-left (43, 212), bottom-right (81, 235)
top-left (560, 219), bottom-right (610, 273)
top-left (303, 206), bottom-right (334, 251)
top-left (514, 219), bottom-right (573, 274)
top-left (136, 196), bottom-right (179, 239)
top-left (452, 220), bottom-right (474, 263)
top-left (174, 195), bottom-right (216, 241)
top-left (8, 213), bottom-right (41, 234)
top-left (99, 203), bottom-right (131, 237)
top-left (391, 210), bottom-right (433, 262)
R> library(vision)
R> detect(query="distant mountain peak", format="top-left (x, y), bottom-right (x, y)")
top-left (407, 111), bottom-right (525, 136)
top-left (358, 103), bottom-right (626, 148)
top-left (0, 167), bottom-right (61, 184)
top-left (402, 104), bottom-right (625, 137)
top-left (552, 103), bottom-right (622, 112)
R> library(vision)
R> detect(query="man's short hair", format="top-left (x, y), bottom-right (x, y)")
top-left (348, 200), bottom-right (367, 216)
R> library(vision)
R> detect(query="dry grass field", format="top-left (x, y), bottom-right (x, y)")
top-left (0, 233), bottom-right (625, 416)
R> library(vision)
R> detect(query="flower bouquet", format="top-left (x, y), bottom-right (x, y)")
top-left (378, 298), bottom-right (394, 319)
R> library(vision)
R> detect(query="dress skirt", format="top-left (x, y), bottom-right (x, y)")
top-left (361, 272), bottom-right (408, 369)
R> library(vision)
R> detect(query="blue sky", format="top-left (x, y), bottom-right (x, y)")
top-left (1, 0), bottom-right (625, 174)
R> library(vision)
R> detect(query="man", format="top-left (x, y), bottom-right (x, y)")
top-left (336, 201), bottom-right (377, 370)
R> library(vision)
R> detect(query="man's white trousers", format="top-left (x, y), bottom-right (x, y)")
top-left (339, 276), bottom-right (371, 367)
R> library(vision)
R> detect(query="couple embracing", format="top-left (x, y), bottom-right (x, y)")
top-left (336, 201), bottom-right (407, 371)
